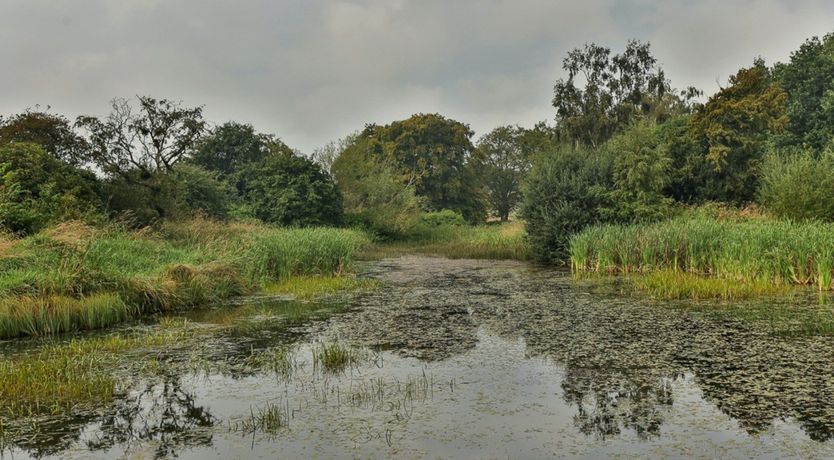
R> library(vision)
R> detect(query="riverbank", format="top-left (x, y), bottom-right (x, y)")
top-left (0, 218), bottom-right (369, 339)
top-left (570, 212), bottom-right (834, 297)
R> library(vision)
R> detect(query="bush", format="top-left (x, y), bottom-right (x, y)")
top-left (172, 163), bottom-right (236, 219)
top-left (0, 143), bottom-right (101, 234)
top-left (520, 146), bottom-right (614, 263)
top-left (419, 210), bottom-right (466, 227)
top-left (758, 148), bottom-right (834, 221)
top-left (238, 151), bottom-right (343, 227)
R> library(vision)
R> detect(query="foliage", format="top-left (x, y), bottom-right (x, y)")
top-left (758, 147), bottom-right (834, 221)
top-left (0, 109), bottom-right (89, 165)
top-left (0, 218), bottom-right (369, 338)
top-left (773, 32), bottom-right (834, 150)
top-left (0, 143), bottom-right (101, 234)
top-left (331, 137), bottom-right (421, 237)
top-left (689, 60), bottom-right (788, 203)
top-left (171, 163), bottom-right (236, 219)
top-left (570, 211), bottom-right (834, 291)
top-left (474, 125), bottom-right (546, 221)
top-left (358, 113), bottom-right (487, 223)
top-left (417, 209), bottom-right (467, 228)
top-left (190, 122), bottom-right (273, 177)
top-left (237, 150), bottom-right (343, 227)
top-left (520, 146), bottom-right (614, 263)
top-left (603, 121), bottom-right (675, 222)
top-left (77, 96), bottom-right (206, 217)
top-left (552, 40), bottom-right (699, 148)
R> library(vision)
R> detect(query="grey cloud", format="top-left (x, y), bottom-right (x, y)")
top-left (0, 0), bottom-right (832, 152)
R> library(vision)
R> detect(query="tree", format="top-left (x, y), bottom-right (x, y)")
top-left (312, 133), bottom-right (358, 175)
top-left (331, 137), bottom-right (422, 237)
top-left (237, 149), bottom-right (342, 227)
top-left (76, 96), bottom-right (206, 218)
top-left (604, 121), bottom-right (673, 222)
top-left (553, 40), bottom-right (699, 148)
top-left (0, 143), bottom-right (101, 233)
top-left (190, 122), bottom-right (273, 177)
top-left (359, 113), bottom-right (487, 223)
top-left (690, 60), bottom-right (788, 203)
top-left (0, 109), bottom-right (90, 165)
top-left (475, 125), bottom-right (540, 221)
top-left (773, 32), bottom-right (834, 150)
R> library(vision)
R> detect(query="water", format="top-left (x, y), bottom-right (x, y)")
top-left (3, 256), bottom-right (834, 459)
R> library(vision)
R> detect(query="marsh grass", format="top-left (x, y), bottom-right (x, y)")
top-left (262, 275), bottom-right (379, 300)
top-left (631, 271), bottom-right (794, 300)
top-left (0, 218), bottom-right (369, 338)
top-left (245, 347), bottom-right (297, 379)
top-left (313, 342), bottom-right (358, 373)
top-left (230, 402), bottom-right (288, 435)
top-left (362, 220), bottom-right (530, 260)
top-left (570, 213), bottom-right (834, 291)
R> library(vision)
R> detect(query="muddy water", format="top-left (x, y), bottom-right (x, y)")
top-left (4, 256), bottom-right (834, 459)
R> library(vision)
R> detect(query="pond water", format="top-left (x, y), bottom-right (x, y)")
top-left (3, 256), bottom-right (834, 459)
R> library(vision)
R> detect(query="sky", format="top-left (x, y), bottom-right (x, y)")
top-left (1, 0), bottom-right (833, 154)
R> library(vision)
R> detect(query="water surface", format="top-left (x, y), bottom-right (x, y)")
top-left (3, 256), bottom-right (834, 459)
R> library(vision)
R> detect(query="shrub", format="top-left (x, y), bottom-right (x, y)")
top-left (0, 143), bottom-right (101, 234)
top-left (238, 151), bottom-right (343, 227)
top-left (758, 148), bottom-right (834, 221)
top-left (520, 146), bottom-right (614, 263)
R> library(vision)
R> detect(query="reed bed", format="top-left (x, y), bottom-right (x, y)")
top-left (570, 214), bottom-right (834, 290)
top-left (363, 220), bottom-right (531, 260)
top-left (0, 218), bottom-right (370, 339)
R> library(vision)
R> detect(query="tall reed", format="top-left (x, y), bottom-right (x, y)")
top-left (570, 214), bottom-right (834, 290)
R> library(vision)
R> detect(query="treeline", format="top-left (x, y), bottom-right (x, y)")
top-left (1, 32), bottom-right (832, 259)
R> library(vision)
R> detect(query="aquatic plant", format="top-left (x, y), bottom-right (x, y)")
top-left (0, 218), bottom-right (370, 338)
top-left (313, 342), bottom-right (357, 373)
top-left (631, 271), bottom-right (792, 300)
top-left (570, 213), bottom-right (834, 290)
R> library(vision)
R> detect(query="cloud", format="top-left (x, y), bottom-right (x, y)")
top-left (0, 0), bottom-right (832, 152)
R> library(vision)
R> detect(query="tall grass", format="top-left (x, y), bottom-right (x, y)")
top-left (363, 220), bottom-right (530, 260)
top-left (570, 212), bottom-right (834, 290)
top-left (0, 218), bottom-right (370, 339)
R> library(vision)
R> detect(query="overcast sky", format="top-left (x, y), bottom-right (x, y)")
top-left (1, 0), bottom-right (832, 153)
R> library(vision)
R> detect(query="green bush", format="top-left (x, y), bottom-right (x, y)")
top-left (520, 146), bottom-right (614, 263)
top-left (419, 210), bottom-right (466, 227)
top-left (172, 163), bottom-right (236, 219)
top-left (0, 143), bottom-right (101, 234)
top-left (238, 151), bottom-right (343, 227)
top-left (758, 148), bottom-right (834, 221)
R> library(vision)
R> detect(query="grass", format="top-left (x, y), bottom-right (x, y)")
top-left (0, 319), bottom-right (194, 417)
top-left (245, 347), bottom-right (296, 379)
top-left (0, 218), bottom-right (369, 339)
top-left (570, 211), bottom-right (834, 291)
top-left (262, 275), bottom-right (379, 300)
top-left (631, 271), bottom-right (794, 300)
top-left (313, 342), bottom-right (357, 373)
top-left (230, 402), bottom-right (288, 435)
top-left (362, 220), bottom-right (530, 260)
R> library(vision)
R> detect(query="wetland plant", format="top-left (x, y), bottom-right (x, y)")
top-left (313, 342), bottom-right (357, 373)
top-left (230, 402), bottom-right (288, 435)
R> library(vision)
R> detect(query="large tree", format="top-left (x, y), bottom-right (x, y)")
top-left (690, 59), bottom-right (788, 203)
top-left (773, 31), bottom-right (834, 151)
top-left (358, 113), bottom-right (487, 223)
top-left (190, 122), bottom-right (273, 177)
top-left (76, 96), bottom-right (206, 217)
top-left (0, 109), bottom-right (90, 165)
top-left (553, 40), bottom-right (699, 148)
top-left (475, 125), bottom-right (547, 221)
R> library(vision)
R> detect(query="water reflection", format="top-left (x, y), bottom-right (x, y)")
top-left (3, 257), bottom-right (834, 459)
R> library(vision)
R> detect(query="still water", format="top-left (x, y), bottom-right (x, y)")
top-left (3, 256), bottom-right (834, 459)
